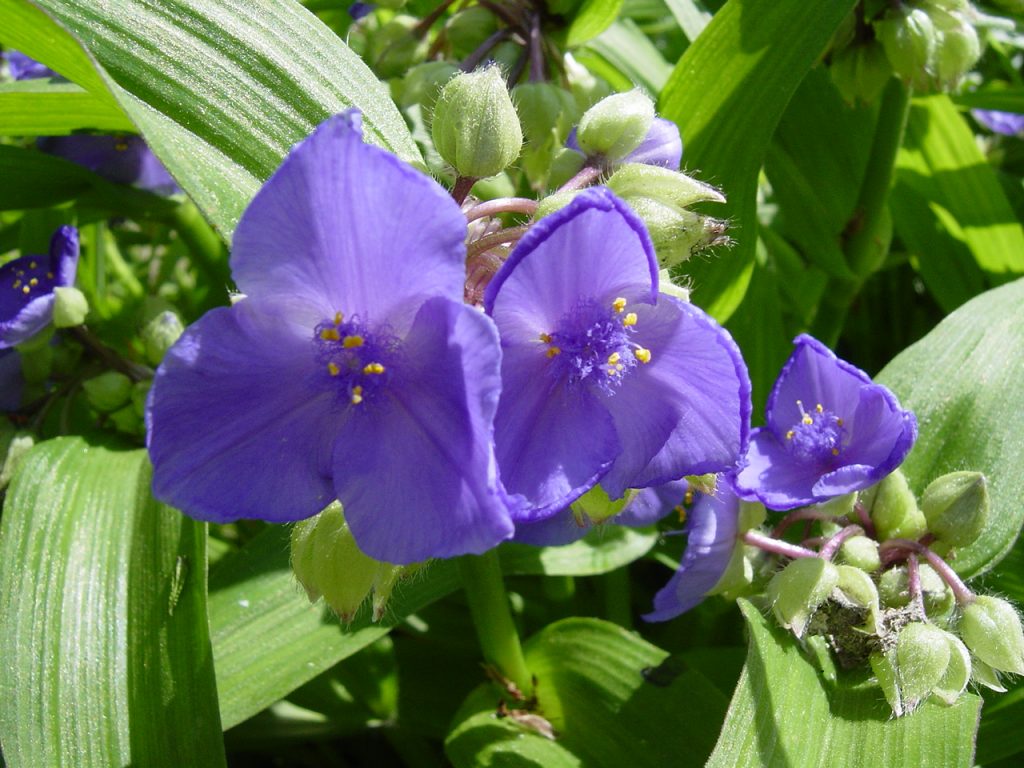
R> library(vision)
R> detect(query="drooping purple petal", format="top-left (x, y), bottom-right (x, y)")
top-left (232, 111), bottom-right (467, 332)
top-left (0, 226), bottom-right (79, 349)
top-left (37, 135), bottom-right (178, 194)
top-left (331, 297), bottom-right (514, 563)
top-left (147, 298), bottom-right (338, 523)
top-left (598, 296), bottom-right (750, 497)
top-left (5, 50), bottom-right (56, 80)
top-left (623, 118), bottom-right (682, 169)
top-left (512, 508), bottom-right (592, 547)
top-left (493, 343), bottom-right (620, 521)
top-left (973, 109), bottom-right (1024, 136)
top-left (645, 482), bottom-right (740, 622)
top-left (484, 187), bottom-right (658, 336)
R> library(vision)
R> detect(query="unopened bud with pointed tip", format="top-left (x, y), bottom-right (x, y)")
top-left (932, 632), bottom-right (971, 705)
top-left (875, 7), bottom-right (937, 88)
top-left (576, 90), bottom-right (655, 162)
top-left (871, 651), bottom-right (904, 716)
top-left (142, 310), bottom-right (185, 366)
top-left (839, 535), bottom-right (881, 572)
top-left (83, 371), bottom-right (133, 413)
top-left (931, 8), bottom-right (981, 89)
top-left (432, 67), bottom-right (523, 179)
top-left (896, 621), bottom-right (952, 710)
top-left (606, 163), bottom-right (725, 209)
top-left (862, 470), bottom-right (927, 542)
top-left (767, 557), bottom-right (839, 638)
top-left (624, 197), bottom-right (729, 268)
top-left (921, 471), bottom-right (989, 548)
top-left (959, 595), bottom-right (1024, 676)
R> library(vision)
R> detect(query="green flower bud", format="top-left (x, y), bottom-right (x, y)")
top-left (830, 42), bottom-right (893, 105)
top-left (432, 67), bottom-right (523, 179)
top-left (52, 285), bottom-right (88, 328)
top-left (291, 503), bottom-right (407, 622)
top-left (862, 470), bottom-right (927, 542)
top-left (839, 535), bottom-right (881, 572)
top-left (444, 5), bottom-right (497, 58)
top-left (875, 8), bottom-right (937, 87)
top-left (536, 189), bottom-right (581, 219)
top-left (878, 564), bottom-right (953, 618)
top-left (547, 146), bottom-right (586, 189)
top-left (959, 596), bottom-right (1024, 675)
top-left (606, 164), bottom-right (725, 210)
top-left (921, 471), bottom-right (989, 548)
top-left (768, 557), bottom-right (840, 638)
top-left (142, 310), bottom-right (185, 366)
top-left (971, 658), bottom-right (1007, 692)
top-left (835, 564), bottom-right (880, 612)
top-left (576, 90), bottom-right (655, 162)
top-left (816, 492), bottom-right (857, 518)
top-left (368, 16), bottom-right (427, 80)
top-left (623, 197), bottom-right (729, 268)
top-left (871, 651), bottom-right (904, 716)
top-left (108, 403), bottom-right (143, 435)
top-left (896, 622), bottom-right (951, 709)
top-left (399, 61), bottom-right (459, 115)
top-left (83, 371), bottom-right (133, 413)
top-left (513, 83), bottom-right (578, 147)
top-left (18, 343), bottom-right (52, 384)
top-left (932, 632), bottom-right (971, 705)
top-left (131, 380), bottom-right (151, 419)
top-left (931, 9), bottom-right (980, 89)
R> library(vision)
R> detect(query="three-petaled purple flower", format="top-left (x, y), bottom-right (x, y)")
top-left (146, 112), bottom-right (515, 564)
top-left (484, 188), bottom-right (750, 522)
top-left (0, 226), bottom-right (79, 349)
top-left (734, 334), bottom-right (917, 511)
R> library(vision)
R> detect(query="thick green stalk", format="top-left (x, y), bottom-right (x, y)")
top-left (459, 549), bottom-right (533, 696)
top-left (811, 78), bottom-right (911, 346)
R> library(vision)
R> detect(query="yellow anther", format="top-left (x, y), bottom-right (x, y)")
top-left (15, 270), bottom-right (24, 277)
top-left (634, 347), bottom-right (652, 364)
top-left (334, 311), bottom-right (343, 325)
top-left (29, 278), bottom-right (38, 287)
top-left (607, 352), bottom-right (621, 365)
top-left (836, 418), bottom-right (844, 427)
top-left (802, 414), bottom-right (814, 425)
top-left (539, 332), bottom-right (552, 343)
top-left (21, 286), bottom-right (30, 295)
top-left (612, 297), bottom-right (627, 313)
top-left (815, 403), bottom-right (824, 413)
top-left (363, 362), bottom-right (385, 375)
top-left (615, 363), bottom-right (624, 372)
top-left (327, 362), bottom-right (340, 377)
top-left (115, 141), bottom-right (128, 151)
top-left (785, 430), bottom-right (795, 440)
top-left (320, 328), bottom-right (340, 341)
top-left (28, 261), bottom-right (37, 269)
top-left (831, 448), bottom-right (840, 456)
top-left (351, 385), bottom-right (364, 405)
top-left (342, 335), bottom-right (365, 348)
top-left (546, 346), bottom-right (561, 358)
top-left (47, 272), bottom-right (54, 279)
top-left (12, 280), bottom-right (20, 289)
top-left (675, 505), bottom-right (688, 524)
top-left (623, 312), bottom-right (638, 327)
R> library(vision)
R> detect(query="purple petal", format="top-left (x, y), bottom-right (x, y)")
top-left (5, 51), bottom-right (56, 80)
top-left (973, 109), bottom-right (1024, 136)
top-left (492, 342), bottom-right (620, 520)
top-left (616, 479), bottom-right (688, 526)
top-left (147, 299), bottom-right (338, 523)
top-left (734, 428), bottom-right (827, 509)
top-left (232, 112), bottom-right (467, 331)
top-left (0, 349), bottom-right (22, 411)
top-left (624, 118), bottom-right (682, 169)
top-left (484, 187), bottom-right (658, 337)
top-left (644, 482), bottom-right (739, 622)
top-left (598, 297), bottom-right (751, 497)
top-left (331, 297), bottom-right (513, 564)
top-left (512, 508), bottom-right (592, 547)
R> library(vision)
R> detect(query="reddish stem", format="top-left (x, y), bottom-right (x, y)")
top-left (466, 225), bottom-right (529, 260)
top-left (879, 539), bottom-right (975, 605)
top-left (818, 524), bottom-right (864, 561)
top-left (556, 164), bottom-right (602, 193)
top-left (742, 530), bottom-right (818, 560)
top-left (907, 553), bottom-right (926, 615)
top-left (465, 197), bottom-right (538, 222)
top-left (451, 176), bottom-right (478, 206)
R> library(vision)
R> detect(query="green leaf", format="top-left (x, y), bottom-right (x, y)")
top-left (706, 601), bottom-right (980, 768)
top-left (446, 618), bottom-right (730, 767)
top-left (658, 0), bottom-right (858, 321)
top-left (877, 277), bottom-right (1024, 578)
top-left (211, 525), bottom-right (656, 728)
top-left (895, 95), bottom-right (1024, 307)
top-left (566, 0), bottom-right (624, 48)
top-left (0, 79), bottom-right (134, 135)
top-left (2, 0), bottom-right (422, 238)
top-left (0, 437), bottom-right (225, 767)
top-left (662, 0), bottom-right (712, 43)
top-left (952, 88), bottom-right (1024, 114)
top-left (582, 19), bottom-right (673, 95)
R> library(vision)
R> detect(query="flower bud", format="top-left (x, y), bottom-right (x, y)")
top-left (871, 651), bottom-right (904, 716)
top-left (83, 371), bottom-right (133, 413)
top-left (535, 189), bottom-right (581, 219)
top-left (921, 471), bottom-right (989, 548)
top-left (624, 197), bottom-right (729, 269)
top-left (432, 67), bottom-right (523, 179)
top-left (931, 8), bottom-right (980, 89)
top-left (862, 470), bottom-right (927, 542)
top-left (830, 42), bottom-right (893, 105)
top-left (444, 5), bottom-right (498, 59)
top-left (874, 8), bottom-right (937, 88)
top-left (108, 403), bottom-right (143, 435)
top-left (575, 90), bottom-right (655, 162)
top-left (606, 163), bottom-right (725, 209)
top-left (52, 285), bottom-right (88, 328)
top-left (971, 658), bottom-right (1007, 692)
top-left (878, 564), bottom-right (953, 618)
top-left (18, 343), bottom-right (52, 384)
top-left (142, 310), bottom-right (185, 366)
top-left (767, 557), bottom-right (839, 638)
top-left (513, 83), bottom-right (578, 147)
top-left (547, 147), bottom-right (586, 188)
top-left (896, 622), bottom-right (952, 709)
top-left (291, 502), bottom-right (407, 622)
top-left (835, 564), bottom-right (880, 613)
top-left (959, 596), bottom-right (1024, 675)
top-left (838, 535), bottom-right (881, 572)
top-left (932, 632), bottom-right (971, 705)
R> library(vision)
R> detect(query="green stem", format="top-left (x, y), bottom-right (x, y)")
top-left (811, 79), bottom-right (911, 346)
top-left (167, 200), bottom-right (229, 285)
top-left (459, 550), bottom-right (532, 696)
top-left (603, 567), bottom-right (632, 628)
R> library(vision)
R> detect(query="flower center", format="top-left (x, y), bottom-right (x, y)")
top-left (3, 255), bottom-right (55, 301)
top-left (783, 400), bottom-right (846, 463)
top-left (313, 311), bottom-right (399, 406)
top-left (540, 296), bottom-right (651, 394)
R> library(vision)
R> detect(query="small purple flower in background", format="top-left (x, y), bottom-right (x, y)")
top-left (645, 476), bottom-right (748, 622)
top-left (734, 334), bottom-right (917, 511)
top-left (4, 50), bottom-right (178, 195)
top-left (147, 112), bottom-right (515, 564)
top-left (0, 226), bottom-right (79, 349)
top-left (972, 109), bottom-right (1024, 137)
top-left (348, 2), bottom-right (375, 20)
top-left (484, 188), bottom-right (750, 522)
top-left (567, 117), bottom-right (683, 170)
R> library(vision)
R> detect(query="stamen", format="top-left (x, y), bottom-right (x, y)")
top-left (832, 448), bottom-right (840, 456)
top-left (363, 363), bottom-right (385, 375)
top-left (634, 347), bottom-right (652, 364)
top-left (607, 352), bottom-right (621, 365)
top-left (342, 335), bottom-right (365, 348)
top-left (115, 141), bottom-right (128, 151)
top-left (786, 430), bottom-right (795, 440)
top-left (47, 272), bottom-right (54, 279)
top-left (334, 311), bottom-right (343, 325)
top-left (623, 312), bottom-right (638, 327)
top-left (802, 414), bottom-right (814, 425)
top-left (815, 403), bottom-right (824, 413)
top-left (28, 261), bottom-right (37, 269)
top-left (320, 328), bottom-right (340, 341)
top-left (612, 297), bottom-right (627, 313)
top-left (12, 280), bottom-right (20, 289)
top-left (837, 418), bottom-right (844, 426)
top-left (351, 385), bottom-right (364, 405)
top-left (29, 278), bottom-right (38, 287)
top-left (327, 362), bottom-right (340, 376)
top-left (546, 346), bottom-right (562, 358)
top-left (21, 286), bottom-right (29, 295)
top-left (539, 332), bottom-right (552, 343)
top-left (675, 505), bottom-right (688, 524)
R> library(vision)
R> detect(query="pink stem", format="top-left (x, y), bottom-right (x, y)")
top-left (465, 198), bottom-right (538, 222)
top-left (853, 501), bottom-right (876, 538)
top-left (451, 176), bottom-right (477, 206)
top-left (879, 539), bottom-right (976, 605)
top-left (907, 553), bottom-right (926, 614)
top-left (466, 225), bottom-right (529, 260)
top-left (556, 164), bottom-right (602, 193)
top-left (818, 524), bottom-right (864, 561)
top-left (742, 530), bottom-right (818, 560)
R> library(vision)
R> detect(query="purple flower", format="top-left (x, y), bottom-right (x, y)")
top-left (567, 118), bottom-right (683, 170)
top-left (146, 112), bottom-right (515, 564)
top-left (734, 334), bottom-right (917, 511)
top-left (5, 50), bottom-right (56, 80)
top-left (37, 135), bottom-right (179, 195)
top-left (484, 188), bottom-right (750, 522)
top-left (348, 2), bottom-right (375, 20)
top-left (972, 109), bottom-right (1024, 137)
top-left (645, 477), bottom-right (742, 622)
top-left (0, 226), bottom-right (79, 349)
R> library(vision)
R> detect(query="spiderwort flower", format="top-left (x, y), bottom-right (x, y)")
top-left (567, 118), bottom-right (683, 170)
top-left (146, 112), bottom-right (515, 564)
top-left (0, 226), bottom-right (79, 349)
top-left (972, 109), bottom-right (1024, 137)
top-left (484, 188), bottom-right (750, 521)
top-left (734, 334), bottom-right (917, 511)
